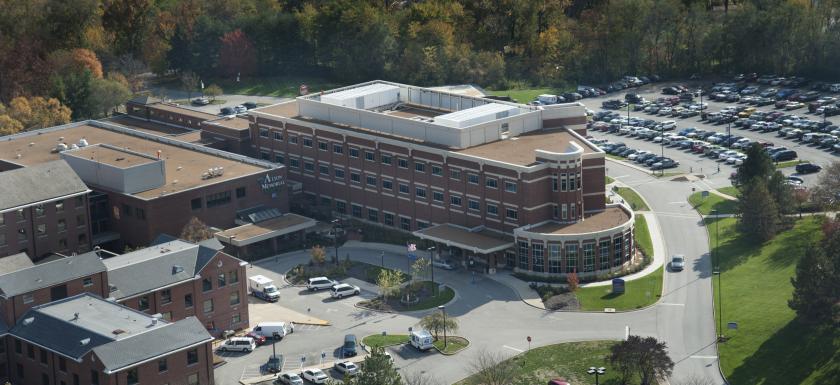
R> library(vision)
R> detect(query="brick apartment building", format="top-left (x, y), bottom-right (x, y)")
top-left (245, 81), bottom-right (635, 278)
top-left (0, 161), bottom-right (92, 260)
top-left (0, 120), bottom-right (295, 251)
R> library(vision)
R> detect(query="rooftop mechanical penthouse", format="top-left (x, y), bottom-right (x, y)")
top-left (247, 81), bottom-right (635, 277)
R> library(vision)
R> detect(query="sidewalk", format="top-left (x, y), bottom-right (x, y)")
top-left (580, 211), bottom-right (665, 287)
top-left (247, 299), bottom-right (330, 326)
top-left (485, 272), bottom-right (547, 310)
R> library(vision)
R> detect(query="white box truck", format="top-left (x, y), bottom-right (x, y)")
top-left (410, 330), bottom-right (434, 351)
top-left (248, 275), bottom-right (280, 302)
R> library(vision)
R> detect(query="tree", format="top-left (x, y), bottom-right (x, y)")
top-left (181, 71), bottom-right (200, 100)
top-left (48, 48), bottom-right (104, 79)
top-left (0, 96), bottom-right (71, 132)
top-left (608, 336), bottom-right (674, 385)
top-left (767, 170), bottom-right (794, 218)
top-left (310, 245), bottom-right (326, 265)
top-left (467, 349), bottom-right (517, 385)
top-left (90, 78), bottom-right (132, 117)
top-left (735, 143), bottom-right (774, 187)
top-left (377, 269), bottom-right (403, 302)
top-left (793, 189), bottom-right (810, 218)
top-left (738, 180), bottom-right (779, 242)
top-left (411, 257), bottom-right (431, 283)
top-left (418, 312), bottom-right (458, 340)
top-left (567, 269), bottom-right (580, 292)
top-left (810, 161), bottom-right (840, 210)
top-left (180, 217), bottom-right (214, 243)
top-left (343, 346), bottom-right (402, 385)
top-left (789, 219), bottom-right (840, 324)
top-left (204, 84), bottom-right (223, 101)
top-left (52, 69), bottom-right (96, 120)
top-left (402, 371), bottom-right (442, 385)
top-left (219, 29), bottom-right (256, 77)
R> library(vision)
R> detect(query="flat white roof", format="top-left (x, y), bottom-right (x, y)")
top-left (322, 83), bottom-right (399, 102)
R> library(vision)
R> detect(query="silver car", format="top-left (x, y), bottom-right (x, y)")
top-left (670, 255), bottom-right (685, 271)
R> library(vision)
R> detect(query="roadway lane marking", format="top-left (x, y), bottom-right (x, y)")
top-left (613, 174), bottom-right (630, 179)
top-left (659, 303), bottom-right (685, 306)
top-left (689, 355), bottom-right (718, 359)
top-left (503, 345), bottom-right (524, 353)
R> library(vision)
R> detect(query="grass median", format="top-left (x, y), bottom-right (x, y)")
top-left (433, 336), bottom-right (469, 355)
top-left (615, 187), bottom-right (650, 211)
top-left (362, 334), bottom-right (409, 348)
top-left (706, 216), bottom-right (839, 385)
top-left (634, 215), bottom-right (653, 260)
top-left (575, 266), bottom-right (663, 311)
top-left (605, 175), bottom-right (615, 184)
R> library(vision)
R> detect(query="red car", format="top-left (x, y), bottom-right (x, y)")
top-left (548, 379), bottom-right (571, 385)
top-left (245, 332), bottom-right (267, 346)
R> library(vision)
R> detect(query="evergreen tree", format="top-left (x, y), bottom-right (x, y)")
top-left (344, 347), bottom-right (402, 385)
top-left (789, 219), bottom-right (840, 325)
top-left (735, 143), bottom-right (774, 187)
top-left (738, 181), bottom-right (778, 242)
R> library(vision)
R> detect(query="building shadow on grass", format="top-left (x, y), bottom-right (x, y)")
top-left (728, 319), bottom-right (838, 385)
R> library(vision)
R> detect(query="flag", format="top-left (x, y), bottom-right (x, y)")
top-left (407, 243), bottom-right (416, 252)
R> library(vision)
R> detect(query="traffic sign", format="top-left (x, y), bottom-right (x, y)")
top-left (321, 352), bottom-right (326, 359)
top-left (527, 336), bottom-right (531, 342)
top-left (301, 356), bottom-right (306, 363)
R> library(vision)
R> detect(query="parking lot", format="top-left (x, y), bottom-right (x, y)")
top-left (576, 80), bottom-right (839, 187)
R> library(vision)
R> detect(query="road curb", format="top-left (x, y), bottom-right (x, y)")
top-left (434, 336), bottom-right (470, 356)
top-left (353, 284), bottom-right (459, 315)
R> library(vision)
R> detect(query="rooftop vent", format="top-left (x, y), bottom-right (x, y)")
top-left (112, 329), bottom-right (125, 335)
top-left (22, 317), bottom-right (34, 326)
top-left (172, 265), bottom-right (184, 274)
top-left (79, 338), bottom-right (90, 346)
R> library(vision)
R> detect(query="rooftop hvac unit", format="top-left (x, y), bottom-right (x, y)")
top-left (56, 143), bottom-right (68, 152)
top-left (78, 138), bottom-right (89, 147)
top-left (70, 143), bottom-right (79, 150)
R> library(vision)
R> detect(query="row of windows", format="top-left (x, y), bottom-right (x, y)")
top-left (192, 187), bottom-right (247, 210)
top-left (0, 196), bottom-right (85, 226)
top-left (551, 173), bottom-right (583, 192)
top-left (516, 237), bottom-right (630, 273)
top-left (1, 231), bottom-right (87, 248)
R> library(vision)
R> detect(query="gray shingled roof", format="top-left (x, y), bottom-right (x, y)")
top-left (0, 160), bottom-right (89, 211)
top-left (103, 240), bottom-right (220, 299)
top-left (0, 252), bottom-right (106, 298)
top-left (0, 252), bottom-right (34, 275)
top-left (94, 316), bottom-right (211, 373)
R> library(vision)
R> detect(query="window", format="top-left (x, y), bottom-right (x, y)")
top-left (73, 373), bottom-right (79, 385)
top-left (57, 219), bottom-right (66, 231)
top-left (185, 294), bottom-right (193, 308)
top-left (218, 272), bottom-right (226, 287)
top-left (290, 158), bottom-right (302, 169)
top-left (260, 150), bottom-right (270, 161)
top-left (42, 373), bottom-right (49, 385)
top-left (236, 187), bottom-right (246, 198)
top-left (122, 203), bottom-right (132, 217)
top-left (18, 228), bottom-right (27, 241)
top-left (552, 176), bottom-right (558, 191)
top-left (289, 135), bottom-right (298, 144)
top-left (351, 204), bottom-right (362, 218)
top-left (334, 168), bottom-right (345, 178)
top-left (158, 358), bottom-right (168, 373)
top-left (600, 240), bottom-right (612, 270)
top-left (468, 173), bottom-right (479, 184)
top-left (228, 270), bottom-right (239, 284)
top-left (350, 173), bottom-right (361, 183)
top-left (259, 128), bottom-right (269, 138)
top-left (384, 213), bottom-right (394, 226)
top-left (318, 141), bottom-right (328, 151)
top-left (398, 158), bottom-right (408, 168)
top-left (506, 208), bottom-right (518, 221)
top-left (304, 161), bottom-right (314, 172)
top-left (0, 213), bottom-right (4, 225)
top-left (468, 199), bottom-right (480, 211)
top-left (366, 175), bottom-right (377, 187)
top-left (415, 187), bottom-right (427, 199)
top-left (135, 208), bottom-right (145, 220)
top-left (382, 180), bottom-right (393, 190)
top-left (187, 348), bottom-right (199, 365)
top-left (518, 241), bottom-right (529, 269)
top-left (78, 233), bottom-right (87, 245)
top-left (415, 162), bottom-right (426, 173)
top-left (381, 154), bottom-right (392, 165)
top-left (27, 344), bottom-right (34, 359)
top-left (0, 233), bottom-right (5, 246)
top-left (417, 220), bottom-right (429, 229)
top-left (333, 144), bottom-right (344, 154)
top-left (553, 205), bottom-right (559, 219)
top-left (138, 296), bottom-right (149, 311)
top-left (336, 201), bottom-right (346, 214)
top-left (549, 245), bottom-right (561, 273)
top-left (302, 137), bottom-right (313, 147)
top-left (450, 195), bottom-right (462, 207)
top-left (15, 339), bottom-right (21, 354)
top-left (577, 173), bottom-right (582, 190)
top-left (59, 357), bottom-right (66, 372)
top-left (560, 174), bottom-right (568, 191)
top-left (35, 204), bottom-right (45, 217)
top-left (532, 243), bottom-right (544, 272)
top-left (398, 183), bottom-right (409, 194)
top-left (273, 131), bottom-right (283, 141)
top-left (571, 203), bottom-right (576, 219)
top-left (23, 293), bottom-right (34, 304)
top-left (232, 313), bottom-right (241, 324)
top-left (83, 277), bottom-right (93, 287)
top-left (230, 291), bottom-right (240, 305)
top-left (485, 178), bottom-right (498, 189)
top-left (16, 209), bottom-right (24, 221)
top-left (365, 151), bottom-right (375, 161)
top-left (127, 368), bottom-right (138, 385)
top-left (160, 289), bottom-right (171, 304)
top-left (55, 200), bottom-right (64, 212)
top-left (368, 208), bottom-right (379, 222)
top-left (75, 196), bottom-right (84, 208)
top-left (203, 299), bottom-right (214, 313)
top-left (614, 237), bottom-right (624, 266)
top-left (76, 214), bottom-right (85, 226)
top-left (450, 169), bottom-right (461, 180)
top-left (432, 191), bottom-right (444, 202)
top-left (566, 243), bottom-right (578, 273)
top-left (319, 164), bottom-right (329, 175)
top-left (274, 153), bottom-right (285, 164)
top-left (562, 204), bottom-right (568, 220)
top-left (16, 364), bottom-right (22, 380)
top-left (569, 174), bottom-right (576, 190)
top-left (202, 278), bottom-right (212, 292)
top-left (37, 224), bottom-right (46, 235)
top-left (487, 204), bottom-right (498, 216)
top-left (191, 198), bottom-right (202, 210)
top-left (431, 165), bottom-right (442, 176)
top-left (349, 148), bottom-right (360, 158)
top-left (206, 191), bottom-right (231, 208)
top-left (583, 243), bottom-right (595, 272)
top-left (505, 181), bottom-right (517, 193)
top-left (188, 374), bottom-right (199, 385)
top-left (400, 217), bottom-right (411, 231)
top-left (40, 348), bottom-right (47, 364)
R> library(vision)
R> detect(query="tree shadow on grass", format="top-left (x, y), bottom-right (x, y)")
top-left (728, 319), bottom-right (839, 385)
top-left (705, 217), bottom-right (762, 273)
top-left (600, 292), bottom-right (624, 300)
top-left (765, 217), bottom-right (823, 270)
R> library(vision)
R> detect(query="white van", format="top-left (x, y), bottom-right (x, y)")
top-left (252, 322), bottom-right (295, 339)
top-left (218, 337), bottom-right (256, 353)
top-left (410, 330), bottom-right (434, 351)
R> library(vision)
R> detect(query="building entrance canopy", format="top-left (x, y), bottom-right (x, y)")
top-left (413, 224), bottom-right (513, 254)
top-left (216, 213), bottom-right (316, 247)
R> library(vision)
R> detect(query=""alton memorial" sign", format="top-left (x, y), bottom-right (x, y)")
top-left (259, 174), bottom-right (285, 194)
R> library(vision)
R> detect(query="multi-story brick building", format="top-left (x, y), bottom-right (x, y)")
top-left (246, 81), bottom-right (635, 278)
top-left (0, 161), bottom-right (92, 260)
top-left (6, 293), bottom-right (213, 385)
top-left (103, 238), bottom-right (249, 336)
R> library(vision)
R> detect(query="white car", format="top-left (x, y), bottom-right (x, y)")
top-left (275, 373), bottom-right (304, 385)
top-left (726, 154), bottom-right (746, 164)
top-left (234, 105), bottom-right (247, 114)
top-left (330, 283), bottom-right (361, 299)
top-left (334, 361), bottom-right (360, 376)
top-left (658, 107), bottom-right (672, 116)
top-left (307, 277), bottom-right (338, 291)
top-left (301, 369), bottom-right (329, 384)
top-left (628, 151), bottom-right (650, 161)
top-left (719, 150), bottom-right (740, 161)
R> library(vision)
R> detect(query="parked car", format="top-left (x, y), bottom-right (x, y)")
top-left (218, 337), bottom-right (256, 353)
top-left (308, 276), bottom-right (338, 291)
top-left (330, 283), bottom-right (361, 299)
top-left (334, 361), bottom-right (360, 376)
top-left (245, 332), bottom-right (267, 346)
top-left (795, 163), bottom-right (822, 174)
top-left (301, 369), bottom-right (329, 384)
top-left (275, 373), bottom-right (304, 385)
top-left (192, 97), bottom-right (210, 106)
top-left (651, 158), bottom-right (679, 170)
top-left (772, 150), bottom-right (798, 162)
top-left (670, 255), bottom-right (685, 271)
top-left (243, 101), bottom-right (258, 109)
top-left (220, 107), bottom-right (234, 115)
top-left (342, 334), bottom-right (359, 357)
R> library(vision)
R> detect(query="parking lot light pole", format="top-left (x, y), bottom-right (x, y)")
top-left (428, 246), bottom-right (437, 295)
top-left (272, 332), bottom-right (280, 360)
top-left (727, 121), bottom-right (732, 149)
top-left (438, 305), bottom-right (447, 349)
top-left (587, 366), bottom-right (606, 385)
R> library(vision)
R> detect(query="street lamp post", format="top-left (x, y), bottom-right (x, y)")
top-left (428, 246), bottom-right (436, 295)
top-left (587, 366), bottom-right (606, 385)
top-left (380, 251), bottom-right (385, 268)
top-left (438, 305), bottom-right (447, 349)
top-left (711, 209), bottom-right (723, 341)
top-left (727, 120), bottom-right (732, 149)
top-left (331, 219), bottom-right (340, 265)
top-left (272, 331), bottom-right (280, 359)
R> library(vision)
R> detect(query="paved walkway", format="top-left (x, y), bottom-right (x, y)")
top-left (485, 272), bottom-right (546, 309)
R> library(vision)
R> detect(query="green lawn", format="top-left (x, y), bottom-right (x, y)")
top-left (433, 336), bottom-right (469, 354)
top-left (206, 75), bottom-right (344, 97)
top-left (455, 341), bottom-right (619, 385)
top-left (707, 216), bottom-right (839, 385)
top-left (576, 267), bottom-right (663, 311)
top-left (486, 87), bottom-right (556, 104)
top-left (718, 186), bottom-right (740, 197)
top-left (634, 215), bottom-right (653, 259)
top-left (362, 334), bottom-right (408, 348)
top-left (688, 190), bottom-right (739, 215)
top-left (605, 175), bottom-right (615, 184)
top-left (401, 283), bottom-right (455, 311)
top-left (615, 187), bottom-right (650, 211)
top-left (775, 159), bottom-right (807, 169)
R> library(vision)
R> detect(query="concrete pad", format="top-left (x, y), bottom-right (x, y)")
top-left (247, 296), bottom-right (330, 326)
